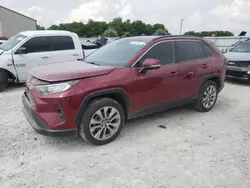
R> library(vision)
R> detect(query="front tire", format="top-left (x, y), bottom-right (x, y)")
top-left (195, 80), bottom-right (218, 112)
top-left (79, 98), bottom-right (125, 145)
top-left (0, 69), bottom-right (8, 92)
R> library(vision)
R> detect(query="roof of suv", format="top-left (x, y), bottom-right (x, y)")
top-left (123, 35), bottom-right (203, 42)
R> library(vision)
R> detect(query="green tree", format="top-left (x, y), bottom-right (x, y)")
top-left (184, 30), bottom-right (234, 37)
top-left (36, 24), bottom-right (45, 30)
top-left (122, 32), bottom-right (131, 37)
top-left (155, 28), bottom-right (167, 35)
top-left (47, 17), bottom-right (169, 37)
top-left (103, 28), bottom-right (118, 37)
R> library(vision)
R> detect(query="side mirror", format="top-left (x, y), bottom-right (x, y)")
top-left (16, 47), bottom-right (28, 54)
top-left (140, 58), bottom-right (161, 73)
top-left (222, 48), bottom-right (228, 53)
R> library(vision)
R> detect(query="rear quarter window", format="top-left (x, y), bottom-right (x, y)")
top-left (52, 36), bottom-right (75, 51)
top-left (200, 42), bottom-right (214, 57)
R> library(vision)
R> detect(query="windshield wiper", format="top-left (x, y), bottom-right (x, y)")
top-left (85, 61), bottom-right (100, 66)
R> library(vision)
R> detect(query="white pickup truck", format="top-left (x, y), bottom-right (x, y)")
top-left (0, 30), bottom-right (107, 91)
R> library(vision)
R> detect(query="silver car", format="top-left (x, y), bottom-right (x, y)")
top-left (224, 40), bottom-right (250, 80)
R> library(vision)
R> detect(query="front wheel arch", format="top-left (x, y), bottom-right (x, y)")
top-left (75, 88), bottom-right (131, 125)
top-left (0, 68), bottom-right (16, 81)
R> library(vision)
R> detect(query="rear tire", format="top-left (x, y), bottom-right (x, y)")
top-left (195, 80), bottom-right (218, 112)
top-left (79, 98), bottom-right (125, 145)
top-left (0, 69), bottom-right (8, 92)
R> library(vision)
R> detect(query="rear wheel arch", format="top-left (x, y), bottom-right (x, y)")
top-left (75, 88), bottom-right (131, 125)
top-left (199, 74), bottom-right (221, 94)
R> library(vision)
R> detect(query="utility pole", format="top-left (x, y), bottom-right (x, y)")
top-left (180, 19), bottom-right (184, 35)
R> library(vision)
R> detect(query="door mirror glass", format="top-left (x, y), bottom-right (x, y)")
top-left (140, 58), bottom-right (161, 73)
top-left (16, 47), bottom-right (28, 54)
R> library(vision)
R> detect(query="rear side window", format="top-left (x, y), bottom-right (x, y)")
top-left (22, 37), bottom-right (51, 53)
top-left (52, 36), bottom-right (75, 51)
top-left (176, 41), bottom-right (203, 63)
top-left (200, 42), bottom-right (214, 57)
top-left (140, 42), bottom-right (174, 65)
top-left (197, 42), bottom-right (206, 59)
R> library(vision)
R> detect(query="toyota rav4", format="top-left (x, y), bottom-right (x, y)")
top-left (22, 35), bottom-right (226, 145)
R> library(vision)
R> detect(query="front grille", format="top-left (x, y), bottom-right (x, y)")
top-left (227, 61), bottom-right (250, 68)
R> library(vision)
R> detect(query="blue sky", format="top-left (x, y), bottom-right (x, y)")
top-left (1, 0), bottom-right (250, 35)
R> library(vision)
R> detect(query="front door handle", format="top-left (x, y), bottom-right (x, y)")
top-left (169, 71), bottom-right (178, 76)
top-left (73, 54), bottom-right (79, 56)
top-left (184, 72), bottom-right (194, 77)
top-left (202, 64), bottom-right (209, 68)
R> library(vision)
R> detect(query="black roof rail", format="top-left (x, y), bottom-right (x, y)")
top-left (152, 35), bottom-right (203, 41)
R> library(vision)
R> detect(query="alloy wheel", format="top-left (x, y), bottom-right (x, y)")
top-left (89, 106), bottom-right (121, 141)
top-left (202, 85), bottom-right (217, 109)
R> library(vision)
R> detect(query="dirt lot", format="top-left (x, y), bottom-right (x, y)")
top-left (0, 79), bottom-right (250, 188)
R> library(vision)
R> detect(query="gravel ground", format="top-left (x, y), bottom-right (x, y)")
top-left (0, 79), bottom-right (250, 188)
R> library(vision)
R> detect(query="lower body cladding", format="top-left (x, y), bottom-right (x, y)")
top-left (226, 66), bottom-right (250, 80)
top-left (22, 94), bottom-right (78, 137)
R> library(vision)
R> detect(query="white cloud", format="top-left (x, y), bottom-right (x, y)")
top-left (20, 6), bottom-right (58, 26)
top-left (63, 0), bottom-right (133, 23)
top-left (209, 0), bottom-right (250, 34)
top-left (4, 0), bottom-right (250, 35)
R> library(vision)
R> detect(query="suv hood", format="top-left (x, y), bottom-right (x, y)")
top-left (224, 51), bottom-right (250, 61)
top-left (30, 60), bottom-right (115, 82)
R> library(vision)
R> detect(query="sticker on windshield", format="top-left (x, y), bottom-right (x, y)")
top-left (130, 41), bottom-right (146, 46)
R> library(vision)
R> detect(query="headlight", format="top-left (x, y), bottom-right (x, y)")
top-left (35, 80), bottom-right (79, 95)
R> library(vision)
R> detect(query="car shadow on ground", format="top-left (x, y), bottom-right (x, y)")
top-left (225, 77), bottom-right (250, 86)
top-left (3, 82), bottom-right (25, 92)
top-left (42, 104), bottom-right (196, 149)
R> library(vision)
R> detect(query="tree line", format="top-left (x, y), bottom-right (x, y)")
top-left (36, 17), bottom-right (234, 37)
top-left (184, 30), bottom-right (234, 37)
top-left (37, 17), bottom-right (169, 37)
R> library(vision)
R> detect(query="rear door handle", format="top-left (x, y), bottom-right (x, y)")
top-left (41, 56), bottom-right (49, 59)
top-left (73, 54), bottom-right (79, 56)
top-left (184, 72), bottom-right (194, 77)
top-left (202, 64), bottom-right (209, 68)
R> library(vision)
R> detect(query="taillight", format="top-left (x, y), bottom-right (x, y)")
top-left (224, 58), bottom-right (229, 65)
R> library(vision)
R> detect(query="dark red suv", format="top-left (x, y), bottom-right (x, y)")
top-left (22, 35), bottom-right (226, 145)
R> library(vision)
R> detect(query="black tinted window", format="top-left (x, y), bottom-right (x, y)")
top-left (140, 42), bottom-right (174, 65)
top-left (176, 41), bottom-right (203, 62)
top-left (197, 42), bottom-right (206, 59)
top-left (201, 42), bottom-right (214, 57)
top-left (52, 36), bottom-right (75, 51)
top-left (21, 37), bottom-right (51, 53)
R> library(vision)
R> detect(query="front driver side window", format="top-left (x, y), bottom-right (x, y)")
top-left (21, 37), bottom-right (51, 53)
top-left (136, 42), bottom-right (174, 67)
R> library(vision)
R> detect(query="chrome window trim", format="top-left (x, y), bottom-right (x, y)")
top-left (131, 39), bottom-right (213, 67)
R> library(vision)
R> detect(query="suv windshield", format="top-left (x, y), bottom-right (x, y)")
top-left (231, 41), bottom-right (250, 53)
top-left (0, 34), bottom-right (27, 51)
top-left (85, 38), bottom-right (147, 67)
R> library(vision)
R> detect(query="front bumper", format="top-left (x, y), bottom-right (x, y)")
top-left (226, 66), bottom-right (250, 79)
top-left (22, 94), bottom-right (78, 137)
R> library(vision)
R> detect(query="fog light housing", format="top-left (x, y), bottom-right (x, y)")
top-left (57, 108), bottom-right (65, 121)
